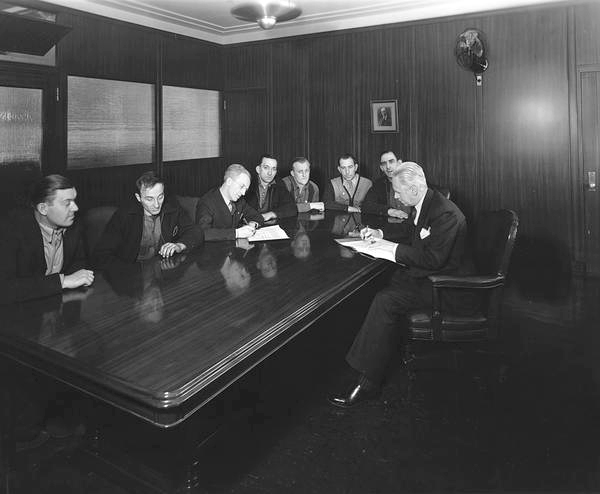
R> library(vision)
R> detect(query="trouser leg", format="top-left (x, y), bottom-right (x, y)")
top-left (346, 273), bottom-right (430, 384)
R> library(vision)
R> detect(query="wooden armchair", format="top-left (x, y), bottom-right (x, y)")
top-left (405, 209), bottom-right (519, 364)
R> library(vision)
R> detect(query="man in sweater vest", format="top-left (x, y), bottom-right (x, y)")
top-left (282, 157), bottom-right (324, 213)
top-left (323, 154), bottom-right (372, 212)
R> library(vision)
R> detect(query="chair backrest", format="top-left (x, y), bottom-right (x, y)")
top-left (176, 195), bottom-right (199, 223)
top-left (83, 206), bottom-right (117, 258)
top-left (472, 209), bottom-right (519, 276)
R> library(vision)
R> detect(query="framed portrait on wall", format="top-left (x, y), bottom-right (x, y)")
top-left (370, 99), bottom-right (398, 133)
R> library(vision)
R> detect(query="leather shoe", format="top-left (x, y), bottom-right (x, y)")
top-left (328, 383), bottom-right (379, 409)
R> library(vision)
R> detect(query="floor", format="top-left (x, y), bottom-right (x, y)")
top-left (4, 272), bottom-right (600, 494)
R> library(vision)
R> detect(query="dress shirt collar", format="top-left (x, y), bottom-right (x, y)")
top-left (413, 193), bottom-right (426, 226)
top-left (37, 219), bottom-right (65, 245)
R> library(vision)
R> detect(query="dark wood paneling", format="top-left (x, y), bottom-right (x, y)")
top-left (482, 9), bottom-right (570, 240)
top-left (413, 18), bottom-right (479, 219)
top-left (352, 27), bottom-right (413, 181)
top-left (575, 3), bottom-right (600, 66)
top-left (223, 89), bottom-right (269, 167)
top-left (306, 34), bottom-right (355, 186)
top-left (224, 44), bottom-right (271, 90)
top-left (56, 12), bottom-right (158, 82)
top-left (68, 164), bottom-right (152, 210)
top-left (163, 35), bottom-right (222, 89)
top-left (163, 158), bottom-right (227, 197)
top-left (271, 40), bottom-right (308, 174)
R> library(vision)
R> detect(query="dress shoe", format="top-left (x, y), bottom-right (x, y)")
top-left (328, 383), bottom-right (379, 409)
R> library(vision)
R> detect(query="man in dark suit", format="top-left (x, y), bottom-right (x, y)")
top-left (0, 174), bottom-right (94, 304)
top-left (196, 164), bottom-right (264, 241)
top-left (329, 162), bottom-right (473, 408)
top-left (92, 171), bottom-right (202, 268)
top-left (246, 154), bottom-right (297, 221)
top-left (361, 150), bottom-right (411, 220)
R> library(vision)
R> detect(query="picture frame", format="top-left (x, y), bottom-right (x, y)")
top-left (370, 99), bottom-right (399, 133)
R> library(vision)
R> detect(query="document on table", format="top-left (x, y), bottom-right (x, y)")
top-left (248, 225), bottom-right (290, 242)
top-left (335, 237), bottom-right (399, 263)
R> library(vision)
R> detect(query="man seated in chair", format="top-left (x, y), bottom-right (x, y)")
top-left (0, 174), bottom-right (94, 304)
top-left (196, 164), bottom-right (264, 241)
top-left (328, 162), bottom-right (474, 408)
top-left (282, 157), bottom-right (324, 213)
top-left (323, 154), bottom-right (372, 212)
top-left (361, 150), bottom-right (411, 220)
top-left (92, 171), bottom-right (202, 268)
top-left (246, 154), bottom-right (297, 221)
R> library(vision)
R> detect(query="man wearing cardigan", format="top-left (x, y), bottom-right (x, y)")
top-left (282, 157), bottom-right (323, 213)
top-left (329, 162), bottom-right (473, 408)
top-left (323, 154), bottom-right (372, 212)
top-left (0, 174), bottom-right (94, 304)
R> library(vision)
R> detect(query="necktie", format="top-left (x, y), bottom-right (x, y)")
top-left (409, 206), bottom-right (417, 224)
top-left (228, 202), bottom-right (233, 214)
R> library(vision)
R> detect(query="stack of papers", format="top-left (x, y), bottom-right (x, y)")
top-left (335, 237), bottom-right (398, 263)
top-left (248, 225), bottom-right (290, 242)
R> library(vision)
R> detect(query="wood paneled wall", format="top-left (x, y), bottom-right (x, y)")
top-left (223, 2), bottom-right (600, 276)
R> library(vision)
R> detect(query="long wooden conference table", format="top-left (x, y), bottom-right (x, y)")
top-left (0, 212), bottom-right (397, 429)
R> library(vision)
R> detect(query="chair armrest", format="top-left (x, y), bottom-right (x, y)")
top-left (428, 274), bottom-right (505, 289)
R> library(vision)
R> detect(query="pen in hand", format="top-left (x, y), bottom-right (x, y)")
top-left (360, 226), bottom-right (377, 243)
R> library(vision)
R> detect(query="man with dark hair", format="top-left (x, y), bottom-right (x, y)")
top-left (196, 164), bottom-right (264, 241)
top-left (323, 154), bottom-right (372, 212)
top-left (92, 171), bottom-right (202, 268)
top-left (246, 154), bottom-right (296, 221)
top-left (0, 174), bottom-right (94, 304)
top-left (361, 150), bottom-right (410, 219)
top-left (282, 157), bottom-right (323, 213)
top-left (329, 162), bottom-right (473, 408)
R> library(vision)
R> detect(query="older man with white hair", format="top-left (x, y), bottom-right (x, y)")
top-left (329, 161), bottom-right (474, 408)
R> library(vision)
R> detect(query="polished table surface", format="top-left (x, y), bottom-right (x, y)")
top-left (0, 212), bottom-right (396, 427)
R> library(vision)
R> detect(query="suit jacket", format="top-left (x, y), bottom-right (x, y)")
top-left (196, 188), bottom-right (264, 241)
top-left (92, 199), bottom-right (203, 269)
top-left (361, 177), bottom-right (411, 216)
top-left (0, 209), bottom-right (87, 304)
top-left (391, 189), bottom-right (471, 279)
top-left (246, 178), bottom-right (297, 218)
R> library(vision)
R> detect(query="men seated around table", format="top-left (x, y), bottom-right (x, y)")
top-left (361, 150), bottom-right (411, 220)
top-left (282, 157), bottom-right (324, 213)
top-left (0, 174), bottom-right (94, 304)
top-left (196, 164), bottom-right (264, 241)
top-left (92, 171), bottom-right (202, 268)
top-left (246, 154), bottom-right (297, 221)
top-left (328, 162), bottom-right (475, 408)
top-left (323, 154), bottom-right (372, 212)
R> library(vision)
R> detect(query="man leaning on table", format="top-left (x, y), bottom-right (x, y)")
top-left (196, 164), bottom-right (264, 241)
top-left (323, 154), bottom-right (372, 212)
top-left (329, 162), bottom-right (475, 408)
top-left (282, 157), bottom-right (324, 213)
top-left (0, 174), bottom-right (94, 304)
top-left (92, 171), bottom-right (203, 268)
top-left (361, 150), bottom-right (411, 220)
top-left (246, 154), bottom-right (297, 221)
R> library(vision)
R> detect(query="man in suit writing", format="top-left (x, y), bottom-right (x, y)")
top-left (196, 164), bottom-right (264, 241)
top-left (329, 162), bottom-right (473, 407)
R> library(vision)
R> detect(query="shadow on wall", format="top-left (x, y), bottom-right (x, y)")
top-left (508, 234), bottom-right (572, 302)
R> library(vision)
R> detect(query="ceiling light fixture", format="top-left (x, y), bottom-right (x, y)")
top-left (231, 1), bottom-right (302, 30)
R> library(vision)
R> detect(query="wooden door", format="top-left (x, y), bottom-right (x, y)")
top-left (222, 89), bottom-right (269, 169)
top-left (580, 68), bottom-right (600, 275)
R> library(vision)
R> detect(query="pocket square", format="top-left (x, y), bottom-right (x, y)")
top-left (172, 225), bottom-right (179, 237)
top-left (419, 227), bottom-right (431, 239)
